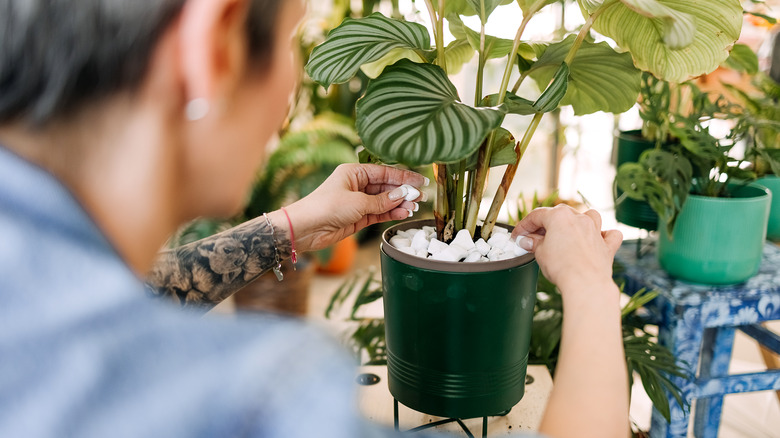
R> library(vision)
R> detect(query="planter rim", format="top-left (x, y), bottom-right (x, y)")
top-left (381, 219), bottom-right (535, 273)
top-left (685, 182), bottom-right (770, 204)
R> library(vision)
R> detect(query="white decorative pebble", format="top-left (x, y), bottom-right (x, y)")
top-left (463, 252), bottom-right (482, 263)
top-left (411, 230), bottom-right (429, 251)
top-left (487, 247), bottom-right (503, 260)
top-left (416, 249), bottom-right (429, 258)
top-left (487, 232), bottom-right (510, 247)
top-left (431, 249), bottom-right (458, 262)
top-left (427, 238), bottom-right (449, 255)
top-left (475, 238), bottom-right (490, 256)
top-left (399, 184), bottom-right (421, 201)
top-left (406, 228), bottom-right (421, 236)
top-left (450, 229), bottom-right (476, 250)
top-left (389, 236), bottom-right (411, 248)
top-left (399, 247), bottom-right (416, 255)
top-left (422, 226), bottom-right (435, 234)
top-left (481, 256), bottom-right (490, 262)
top-left (498, 252), bottom-right (516, 260)
top-left (502, 241), bottom-right (518, 253)
top-left (514, 246), bottom-right (529, 257)
top-left (447, 245), bottom-right (468, 261)
top-left (493, 226), bottom-right (509, 234)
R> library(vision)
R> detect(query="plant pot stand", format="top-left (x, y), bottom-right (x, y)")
top-left (614, 239), bottom-right (780, 438)
top-left (357, 365), bottom-right (552, 435)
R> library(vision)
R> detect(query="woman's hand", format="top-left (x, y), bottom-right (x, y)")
top-left (511, 205), bottom-right (623, 294)
top-left (275, 163), bottom-right (428, 252)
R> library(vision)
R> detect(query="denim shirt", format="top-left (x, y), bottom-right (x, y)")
top-left (0, 145), bottom-right (542, 438)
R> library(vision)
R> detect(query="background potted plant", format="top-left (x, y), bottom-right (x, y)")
top-left (615, 80), bottom-right (773, 284)
top-left (733, 72), bottom-right (780, 240)
top-left (306, 0), bottom-right (742, 421)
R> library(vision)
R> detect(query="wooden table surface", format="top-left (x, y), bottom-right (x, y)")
top-left (357, 365), bottom-right (553, 436)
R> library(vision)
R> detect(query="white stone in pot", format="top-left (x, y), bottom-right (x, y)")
top-left (389, 236), bottom-right (411, 248)
top-left (430, 249), bottom-right (459, 262)
top-left (411, 230), bottom-right (429, 251)
top-left (487, 232), bottom-right (510, 247)
top-left (450, 229), bottom-right (476, 250)
top-left (475, 238), bottom-right (490, 256)
top-left (427, 238), bottom-right (449, 255)
top-left (463, 252), bottom-right (483, 263)
top-left (398, 246), bottom-right (415, 256)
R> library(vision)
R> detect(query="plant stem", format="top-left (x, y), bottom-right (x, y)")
top-left (478, 5), bottom-right (607, 237)
top-left (454, 161), bottom-right (466, 228)
top-left (437, 0), bottom-right (446, 71)
top-left (474, 22), bottom-right (487, 106)
top-left (434, 163), bottom-right (449, 239)
top-left (511, 72), bottom-right (529, 94)
top-left (481, 112), bottom-right (543, 239)
top-left (464, 12), bottom-right (533, 235)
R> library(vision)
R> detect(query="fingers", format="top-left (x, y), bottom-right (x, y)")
top-left (603, 229), bottom-right (623, 255)
top-left (511, 207), bottom-right (554, 239)
top-left (583, 209), bottom-right (602, 231)
top-left (349, 163), bottom-right (428, 190)
top-left (365, 183), bottom-right (428, 201)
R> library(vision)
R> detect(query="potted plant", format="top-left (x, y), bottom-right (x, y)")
top-left (325, 269), bottom-right (687, 435)
top-left (306, 0), bottom-right (742, 420)
top-left (616, 80), bottom-right (773, 284)
top-left (732, 72), bottom-right (780, 240)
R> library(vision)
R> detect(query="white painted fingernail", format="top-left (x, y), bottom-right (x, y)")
top-left (423, 177), bottom-right (430, 186)
top-left (517, 236), bottom-right (534, 251)
top-left (413, 203), bottom-right (419, 212)
top-left (407, 209), bottom-right (414, 218)
top-left (389, 186), bottom-right (408, 200)
top-left (421, 192), bottom-right (428, 202)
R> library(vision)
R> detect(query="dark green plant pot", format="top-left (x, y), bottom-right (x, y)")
top-left (381, 220), bottom-right (538, 419)
top-left (614, 130), bottom-right (659, 230)
top-left (658, 183), bottom-right (771, 285)
top-left (755, 175), bottom-right (780, 241)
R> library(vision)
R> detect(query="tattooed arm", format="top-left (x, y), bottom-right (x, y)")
top-left (146, 164), bottom-right (428, 311)
top-left (146, 213), bottom-right (293, 311)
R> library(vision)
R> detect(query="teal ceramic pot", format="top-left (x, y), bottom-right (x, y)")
top-left (614, 130), bottom-right (659, 231)
top-left (755, 175), bottom-right (780, 241)
top-left (381, 220), bottom-right (538, 419)
top-left (658, 183), bottom-right (771, 285)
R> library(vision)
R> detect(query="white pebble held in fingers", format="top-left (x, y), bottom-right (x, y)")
top-left (390, 226), bottom-right (530, 262)
top-left (398, 184), bottom-right (421, 202)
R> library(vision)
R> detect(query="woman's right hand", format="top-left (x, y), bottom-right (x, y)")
top-left (510, 205), bottom-right (623, 294)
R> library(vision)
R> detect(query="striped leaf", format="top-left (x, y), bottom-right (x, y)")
top-left (356, 60), bottom-right (505, 166)
top-left (305, 13), bottom-right (432, 89)
top-left (466, 0), bottom-right (513, 23)
top-left (586, 0), bottom-right (742, 83)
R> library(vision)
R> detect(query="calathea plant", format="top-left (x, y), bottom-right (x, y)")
top-left (306, 0), bottom-right (742, 242)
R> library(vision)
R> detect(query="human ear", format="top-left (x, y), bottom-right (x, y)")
top-left (177, 0), bottom-right (249, 114)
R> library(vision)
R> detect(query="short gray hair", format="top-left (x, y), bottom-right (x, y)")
top-left (0, 0), bottom-right (282, 126)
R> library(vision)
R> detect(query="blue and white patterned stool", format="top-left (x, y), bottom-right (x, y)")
top-left (614, 239), bottom-right (780, 438)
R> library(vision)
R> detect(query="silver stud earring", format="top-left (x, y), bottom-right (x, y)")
top-left (185, 98), bottom-right (210, 121)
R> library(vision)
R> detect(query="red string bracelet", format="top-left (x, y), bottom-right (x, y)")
top-left (281, 207), bottom-right (298, 270)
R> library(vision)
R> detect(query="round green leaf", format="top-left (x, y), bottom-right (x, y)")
top-left (528, 36), bottom-right (641, 115)
top-left (356, 60), bottom-right (505, 166)
top-left (589, 0), bottom-right (743, 83)
top-left (305, 13), bottom-right (431, 88)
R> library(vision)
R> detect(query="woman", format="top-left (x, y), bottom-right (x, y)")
top-left (0, 0), bottom-right (627, 437)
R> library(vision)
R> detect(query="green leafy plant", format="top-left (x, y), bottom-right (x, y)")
top-left (730, 73), bottom-right (780, 177)
top-left (325, 269), bottom-right (688, 423)
top-left (306, 0), bottom-right (742, 242)
top-left (615, 66), bottom-right (780, 234)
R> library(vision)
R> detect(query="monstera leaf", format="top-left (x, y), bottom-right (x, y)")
top-left (306, 13), bottom-right (432, 88)
top-left (356, 60), bottom-right (504, 166)
top-left (585, 0), bottom-right (742, 83)
top-left (640, 149), bottom-right (692, 210)
top-left (527, 36), bottom-right (641, 115)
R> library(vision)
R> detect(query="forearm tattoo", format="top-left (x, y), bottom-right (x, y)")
top-left (145, 216), bottom-right (292, 312)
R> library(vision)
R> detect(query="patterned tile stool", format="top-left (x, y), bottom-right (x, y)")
top-left (614, 239), bottom-right (780, 438)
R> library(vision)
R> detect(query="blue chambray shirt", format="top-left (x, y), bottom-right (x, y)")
top-left (0, 145), bottom-right (543, 437)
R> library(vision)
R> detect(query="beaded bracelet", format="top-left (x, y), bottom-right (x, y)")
top-left (263, 213), bottom-right (284, 281)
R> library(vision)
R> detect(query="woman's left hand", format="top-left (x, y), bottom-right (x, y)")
top-left (272, 163), bottom-right (428, 253)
